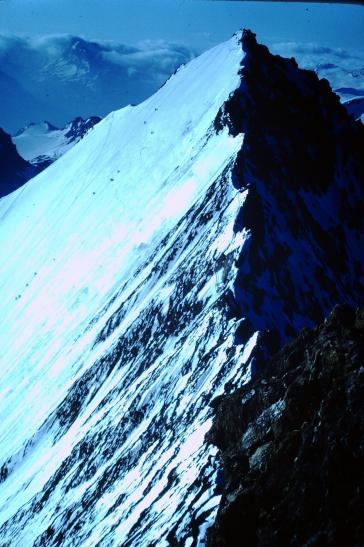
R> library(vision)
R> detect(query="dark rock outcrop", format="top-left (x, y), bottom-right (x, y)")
top-left (343, 97), bottom-right (364, 122)
top-left (0, 127), bottom-right (39, 198)
top-left (63, 116), bottom-right (101, 141)
top-left (207, 304), bottom-right (364, 546)
top-left (216, 30), bottom-right (364, 354)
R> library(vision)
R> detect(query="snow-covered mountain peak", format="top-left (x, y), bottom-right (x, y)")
top-left (0, 30), bottom-right (363, 546)
top-left (13, 116), bottom-right (101, 169)
top-left (14, 121), bottom-right (59, 137)
top-left (0, 33), bottom-right (245, 545)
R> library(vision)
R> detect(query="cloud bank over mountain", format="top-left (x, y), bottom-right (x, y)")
top-left (270, 41), bottom-right (364, 101)
top-left (0, 34), bottom-right (195, 133)
top-left (1, 32), bottom-right (363, 135)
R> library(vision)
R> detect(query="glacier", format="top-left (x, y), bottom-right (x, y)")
top-left (13, 117), bottom-right (102, 170)
top-left (0, 30), bottom-right (363, 546)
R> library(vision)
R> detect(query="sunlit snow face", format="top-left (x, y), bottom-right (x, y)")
top-left (0, 34), bottom-right (251, 545)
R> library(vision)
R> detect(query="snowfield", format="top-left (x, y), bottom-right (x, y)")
top-left (0, 34), bottom-right (249, 546)
top-left (13, 118), bottom-right (101, 168)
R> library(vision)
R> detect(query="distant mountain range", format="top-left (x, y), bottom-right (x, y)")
top-left (1, 32), bottom-right (363, 135)
top-left (0, 117), bottom-right (101, 198)
top-left (13, 116), bottom-right (101, 169)
top-left (0, 34), bottom-right (195, 133)
top-left (344, 96), bottom-right (364, 122)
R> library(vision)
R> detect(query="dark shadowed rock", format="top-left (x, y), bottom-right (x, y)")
top-left (343, 97), bottom-right (364, 122)
top-left (207, 304), bottom-right (364, 546)
top-left (216, 29), bottom-right (364, 353)
top-left (63, 116), bottom-right (101, 141)
top-left (0, 128), bottom-right (39, 198)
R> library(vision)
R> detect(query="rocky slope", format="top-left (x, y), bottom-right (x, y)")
top-left (0, 128), bottom-right (39, 198)
top-left (344, 97), bottom-right (364, 123)
top-left (207, 304), bottom-right (364, 546)
top-left (216, 30), bottom-right (364, 359)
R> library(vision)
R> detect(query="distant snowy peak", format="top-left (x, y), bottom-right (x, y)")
top-left (13, 116), bottom-right (101, 168)
top-left (14, 121), bottom-right (59, 137)
top-left (0, 33), bottom-right (195, 133)
top-left (0, 128), bottom-right (39, 198)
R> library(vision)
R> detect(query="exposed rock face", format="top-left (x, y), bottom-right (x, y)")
top-left (63, 116), bottom-right (101, 141)
top-left (207, 304), bottom-right (364, 546)
top-left (344, 97), bottom-right (364, 123)
top-left (0, 128), bottom-right (39, 198)
top-left (216, 30), bottom-right (364, 359)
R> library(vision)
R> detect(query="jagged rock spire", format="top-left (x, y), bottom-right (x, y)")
top-left (215, 30), bottom-right (364, 363)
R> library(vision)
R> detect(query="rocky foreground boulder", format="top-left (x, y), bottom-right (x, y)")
top-left (207, 305), bottom-right (364, 546)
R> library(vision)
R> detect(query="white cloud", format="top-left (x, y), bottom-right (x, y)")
top-left (0, 33), bottom-right (196, 132)
top-left (270, 41), bottom-right (364, 100)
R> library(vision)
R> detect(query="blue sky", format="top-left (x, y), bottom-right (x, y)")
top-left (0, 1), bottom-right (363, 131)
top-left (0, 0), bottom-right (363, 53)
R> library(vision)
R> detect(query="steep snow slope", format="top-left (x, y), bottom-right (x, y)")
top-left (0, 35), bottom-right (245, 546)
top-left (13, 117), bottom-right (101, 169)
top-left (0, 31), bottom-right (363, 546)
